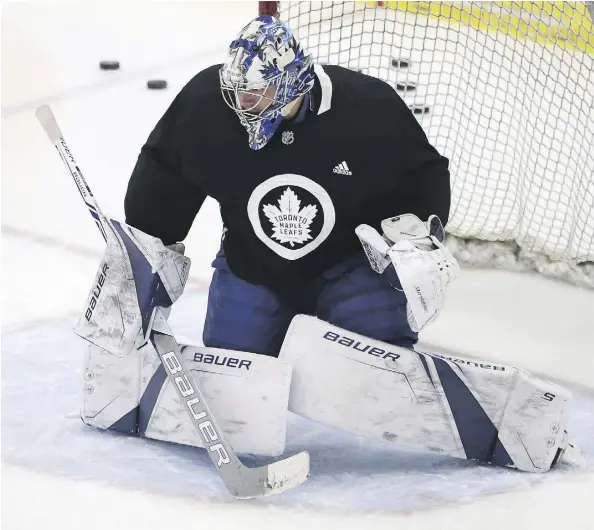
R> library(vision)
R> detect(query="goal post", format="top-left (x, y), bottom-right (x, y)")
top-left (259, 1), bottom-right (594, 287)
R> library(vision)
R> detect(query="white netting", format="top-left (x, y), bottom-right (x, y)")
top-left (269, 1), bottom-right (594, 287)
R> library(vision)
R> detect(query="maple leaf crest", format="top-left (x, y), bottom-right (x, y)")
top-left (262, 187), bottom-right (318, 247)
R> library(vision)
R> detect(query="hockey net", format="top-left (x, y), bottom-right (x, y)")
top-left (260, 1), bottom-right (594, 287)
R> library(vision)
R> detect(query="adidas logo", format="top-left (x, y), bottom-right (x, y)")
top-left (333, 161), bottom-right (352, 175)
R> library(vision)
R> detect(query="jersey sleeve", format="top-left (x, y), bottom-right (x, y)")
top-left (391, 106), bottom-right (451, 225)
top-left (124, 91), bottom-right (207, 246)
top-left (365, 94), bottom-right (451, 229)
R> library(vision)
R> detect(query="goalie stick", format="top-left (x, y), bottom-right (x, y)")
top-left (35, 104), bottom-right (310, 499)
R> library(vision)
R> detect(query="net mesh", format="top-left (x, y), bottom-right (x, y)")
top-left (267, 1), bottom-right (594, 286)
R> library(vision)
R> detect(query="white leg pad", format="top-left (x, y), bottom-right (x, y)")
top-left (279, 315), bottom-right (572, 472)
top-left (82, 341), bottom-right (292, 457)
top-left (82, 343), bottom-right (142, 428)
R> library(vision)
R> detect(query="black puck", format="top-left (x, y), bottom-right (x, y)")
top-left (395, 81), bottom-right (417, 92)
top-left (99, 60), bottom-right (120, 70)
top-left (409, 104), bottom-right (430, 115)
top-left (147, 80), bottom-right (167, 90)
top-left (391, 58), bottom-right (410, 68)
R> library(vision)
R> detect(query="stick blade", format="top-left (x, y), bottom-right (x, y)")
top-left (35, 105), bottom-right (62, 144)
top-left (233, 450), bottom-right (310, 500)
top-left (265, 450), bottom-right (310, 495)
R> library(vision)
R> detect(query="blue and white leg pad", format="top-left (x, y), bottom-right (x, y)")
top-left (279, 315), bottom-right (573, 472)
top-left (82, 340), bottom-right (292, 457)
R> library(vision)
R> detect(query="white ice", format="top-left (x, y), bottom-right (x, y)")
top-left (2, 3), bottom-right (594, 529)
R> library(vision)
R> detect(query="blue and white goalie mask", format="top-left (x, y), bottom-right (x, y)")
top-left (220, 16), bottom-right (315, 150)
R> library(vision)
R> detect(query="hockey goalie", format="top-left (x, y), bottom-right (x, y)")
top-left (76, 14), bottom-right (575, 481)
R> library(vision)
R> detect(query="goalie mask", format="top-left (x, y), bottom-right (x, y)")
top-left (220, 15), bottom-right (315, 150)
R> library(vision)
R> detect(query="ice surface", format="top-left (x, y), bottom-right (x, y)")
top-left (3, 290), bottom-right (593, 513)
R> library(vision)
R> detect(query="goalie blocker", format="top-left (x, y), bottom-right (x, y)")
top-left (280, 315), bottom-right (573, 472)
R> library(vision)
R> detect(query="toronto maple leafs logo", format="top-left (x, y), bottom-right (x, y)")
top-left (263, 188), bottom-right (317, 247)
top-left (247, 175), bottom-right (336, 261)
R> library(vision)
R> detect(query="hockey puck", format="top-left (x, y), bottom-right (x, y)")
top-left (391, 58), bottom-right (410, 68)
top-left (395, 81), bottom-right (417, 92)
top-left (99, 60), bottom-right (120, 70)
top-left (147, 79), bottom-right (167, 90)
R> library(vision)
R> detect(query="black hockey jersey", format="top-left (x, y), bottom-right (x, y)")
top-left (125, 64), bottom-right (450, 294)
